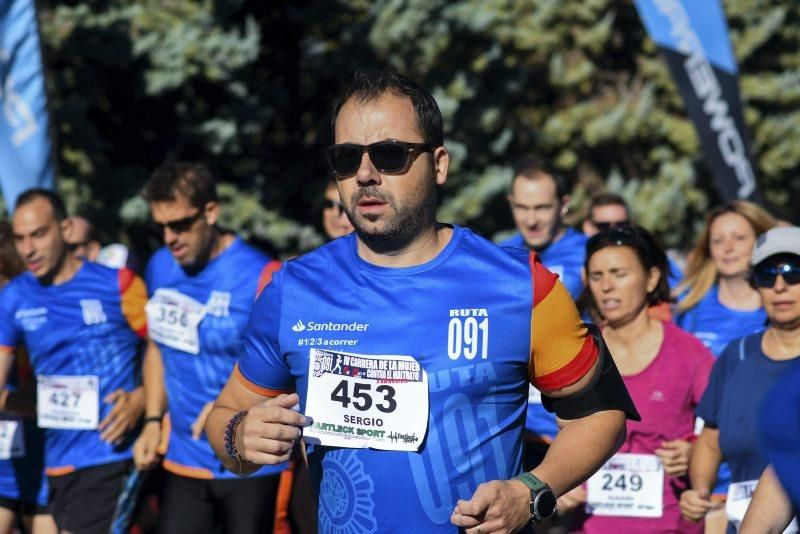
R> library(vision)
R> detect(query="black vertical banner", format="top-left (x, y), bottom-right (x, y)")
top-left (635, 0), bottom-right (762, 204)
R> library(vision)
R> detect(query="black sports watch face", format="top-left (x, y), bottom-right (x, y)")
top-left (532, 489), bottom-right (557, 521)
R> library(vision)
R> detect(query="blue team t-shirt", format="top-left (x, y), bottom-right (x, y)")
top-left (0, 358), bottom-right (47, 507)
top-left (676, 285), bottom-right (767, 356)
top-left (760, 358), bottom-right (800, 510)
top-left (236, 226), bottom-right (594, 532)
top-left (0, 262), bottom-right (146, 474)
top-left (145, 238), bottom-right (284, 479)
top-left (499, 227), bottom-right (587, 299)
top-left (696, 332), bottom-right (800, 486)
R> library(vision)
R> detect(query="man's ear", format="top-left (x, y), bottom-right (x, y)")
top-left (204, 201), bottom-right (221, 226)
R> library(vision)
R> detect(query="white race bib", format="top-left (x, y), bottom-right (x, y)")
top-left (37, 375), bottom-right (99, 430)
top-left (303, 349), bottom-right (428, 451)
top-left (726, 480), bottom-right (799, 533)
top-left (146, 289), bottom-right (207, 354)
top-left (586, 453), bottom-right (664, 518)
top-left (0, 417), bottom-right (25, 459)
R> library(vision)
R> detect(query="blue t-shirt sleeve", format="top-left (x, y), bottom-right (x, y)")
top-left (237, 268), bottom-right (292, 392)
top-left (0, 286), bottom-right (21, 349)
top-left (696, 343), bottom-right (733, 426)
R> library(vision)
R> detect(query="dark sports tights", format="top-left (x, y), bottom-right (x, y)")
top-left (157, 472), bottom-right (280, 534)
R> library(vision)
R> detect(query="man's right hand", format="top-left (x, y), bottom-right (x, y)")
top-left (680, 489), bottom-right (713, 521)
top-left (133, 422), bottom-right (162, 471)
top-left (238, 393), bottom-right (311, 465)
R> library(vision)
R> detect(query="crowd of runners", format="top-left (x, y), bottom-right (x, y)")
top-left (0, 70), bottom-right (797, 534)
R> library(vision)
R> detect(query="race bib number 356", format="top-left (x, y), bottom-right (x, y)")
top-left (37, 375), bottom-right (100, 430)
top-left (303, 349), bottom-right (428, 451)
top-left (586, 453), bottom-right (664, 518)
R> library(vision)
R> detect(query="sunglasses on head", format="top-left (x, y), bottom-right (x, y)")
top-left (151, 210), bottom-right (204, 236)
top-left (751, 263), bottom-right (800, 288)
top-left (324, 139), bottom-right (436, 177)
top-left (323, 199), bottom-right (345, 215)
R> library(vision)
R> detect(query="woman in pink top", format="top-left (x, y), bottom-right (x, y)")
top-left (563, 224), bottom-right (714, 533)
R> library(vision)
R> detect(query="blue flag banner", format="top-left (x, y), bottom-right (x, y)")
top-left (634, 0), bottom-right (762, 204)
top-left (0, 0), bottom-right (55, 212)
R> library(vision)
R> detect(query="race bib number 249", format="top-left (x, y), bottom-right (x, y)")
top-left (303, 349), bottom-right (428, 452)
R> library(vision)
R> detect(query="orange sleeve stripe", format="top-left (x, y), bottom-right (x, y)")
top-left (533, 335), bottom-right (597, 392)
top-left (530, 282), bottom-right (587, 376)
top-left (234, 364), bottom-right (290, 398)
top-left (45, 465), bottom-right (75, 477)
top-left (162, 459), bottom-right (214, 480)
top-left (256, 260), bottom-right (282, 299)
top-left (119, 269), bottom-right (148, 338)
top-left (529, 268), bottom-right (599, 392)
top-left (273, 463), bottom-right (295, 533)
top-left (530, 252), bottom-right (558, 306)
top-left (0, 345), bottom-right (16, 354)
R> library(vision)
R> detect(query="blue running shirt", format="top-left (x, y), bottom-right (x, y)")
top-left (696, 333), bottom-right (800, 486)
top-left (0, 353), bottom-right (47, 506)
top-left (676, 285), bottom-right (767, 357)
top-left (146, 238), bottom-right (285, 479)
top-left (0, 262), bottom-right (147, 475)
top-left (236, 226), bottom-right (598, 531)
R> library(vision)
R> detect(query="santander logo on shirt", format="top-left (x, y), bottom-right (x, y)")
top-left (291, 319), bottom-right (369, 333)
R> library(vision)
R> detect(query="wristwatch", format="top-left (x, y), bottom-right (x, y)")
top-left (513, 472), bottom-right (557, 522)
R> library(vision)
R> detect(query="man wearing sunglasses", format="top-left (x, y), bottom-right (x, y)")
top-left (322, 179), bottom-right (354, 240)
top-left (0, 188), bottom-right (148, 533)
top-left (132, 162), bottom-right (285, 533)
top-left (206, 69), bottom-right (637, 533)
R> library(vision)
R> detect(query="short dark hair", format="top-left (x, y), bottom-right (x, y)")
top-left (142, 162), bottom-right (218, 209)
top-left (511, 156), bottom-right (569, 199)
top-left (577, 223), bottom-right (673, 319)
top-left (331, 69), bottom-right (444, 147)
top-left (14, 188), bottom-right (68, 221)
top-left (0, 220), bottom-right (25, 280)
top-left (587, 192), bottom-right (629, 219)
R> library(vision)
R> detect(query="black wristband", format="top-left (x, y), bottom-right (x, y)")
top-left (143, 416), bottom-right (163, 425)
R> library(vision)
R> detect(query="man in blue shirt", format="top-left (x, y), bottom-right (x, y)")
top-left (205, 69), bottom-right (637, 533)
top-left (500, 156), bottom-right (587, 300)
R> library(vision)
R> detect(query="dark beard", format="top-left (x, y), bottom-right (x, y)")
top-left (346, 180), bottom-right (438, 255)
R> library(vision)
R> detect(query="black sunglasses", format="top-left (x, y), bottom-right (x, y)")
top-left (752, 263), bottom-right (800, 288)
top-left (324, 140), bottom-right (436, 177)
top-left (152, 211), bottom-right (204, 236)
top-left (323, 199), bottom-right (345, 215)
top-left (591, 220), bottom-right (627, 233)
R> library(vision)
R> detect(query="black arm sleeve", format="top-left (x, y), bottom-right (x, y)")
top-left (541, 324), bottom-right (640, 421)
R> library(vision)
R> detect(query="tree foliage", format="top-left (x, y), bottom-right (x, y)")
top-left (36, 0), bottom-right (799, 258)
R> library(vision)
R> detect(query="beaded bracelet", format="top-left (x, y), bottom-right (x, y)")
top-left (224, 410), bottom-right (249, 471)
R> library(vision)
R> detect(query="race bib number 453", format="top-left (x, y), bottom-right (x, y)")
top-left (586, 453), bottom-right (664, 518)
top-left (37, 375), bottom-right (99, 430)
top-left (303, 349), bottom-right (428, 451)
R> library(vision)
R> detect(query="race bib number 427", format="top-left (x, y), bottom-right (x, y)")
top-left (37, 375), bottom-right (100, 430)
top-left (303, 349), bottom-right (428, 451)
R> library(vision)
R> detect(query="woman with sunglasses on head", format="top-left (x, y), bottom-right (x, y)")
top-left (560, 224), bottom-right (714, 533)
top-left (680, 226), bottom-right (800, 533)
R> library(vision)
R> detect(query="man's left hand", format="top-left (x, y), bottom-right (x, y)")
top-left (99, 387), bottom-right (145, 444)
top-left (450, 479), bottom-right (531, 533)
